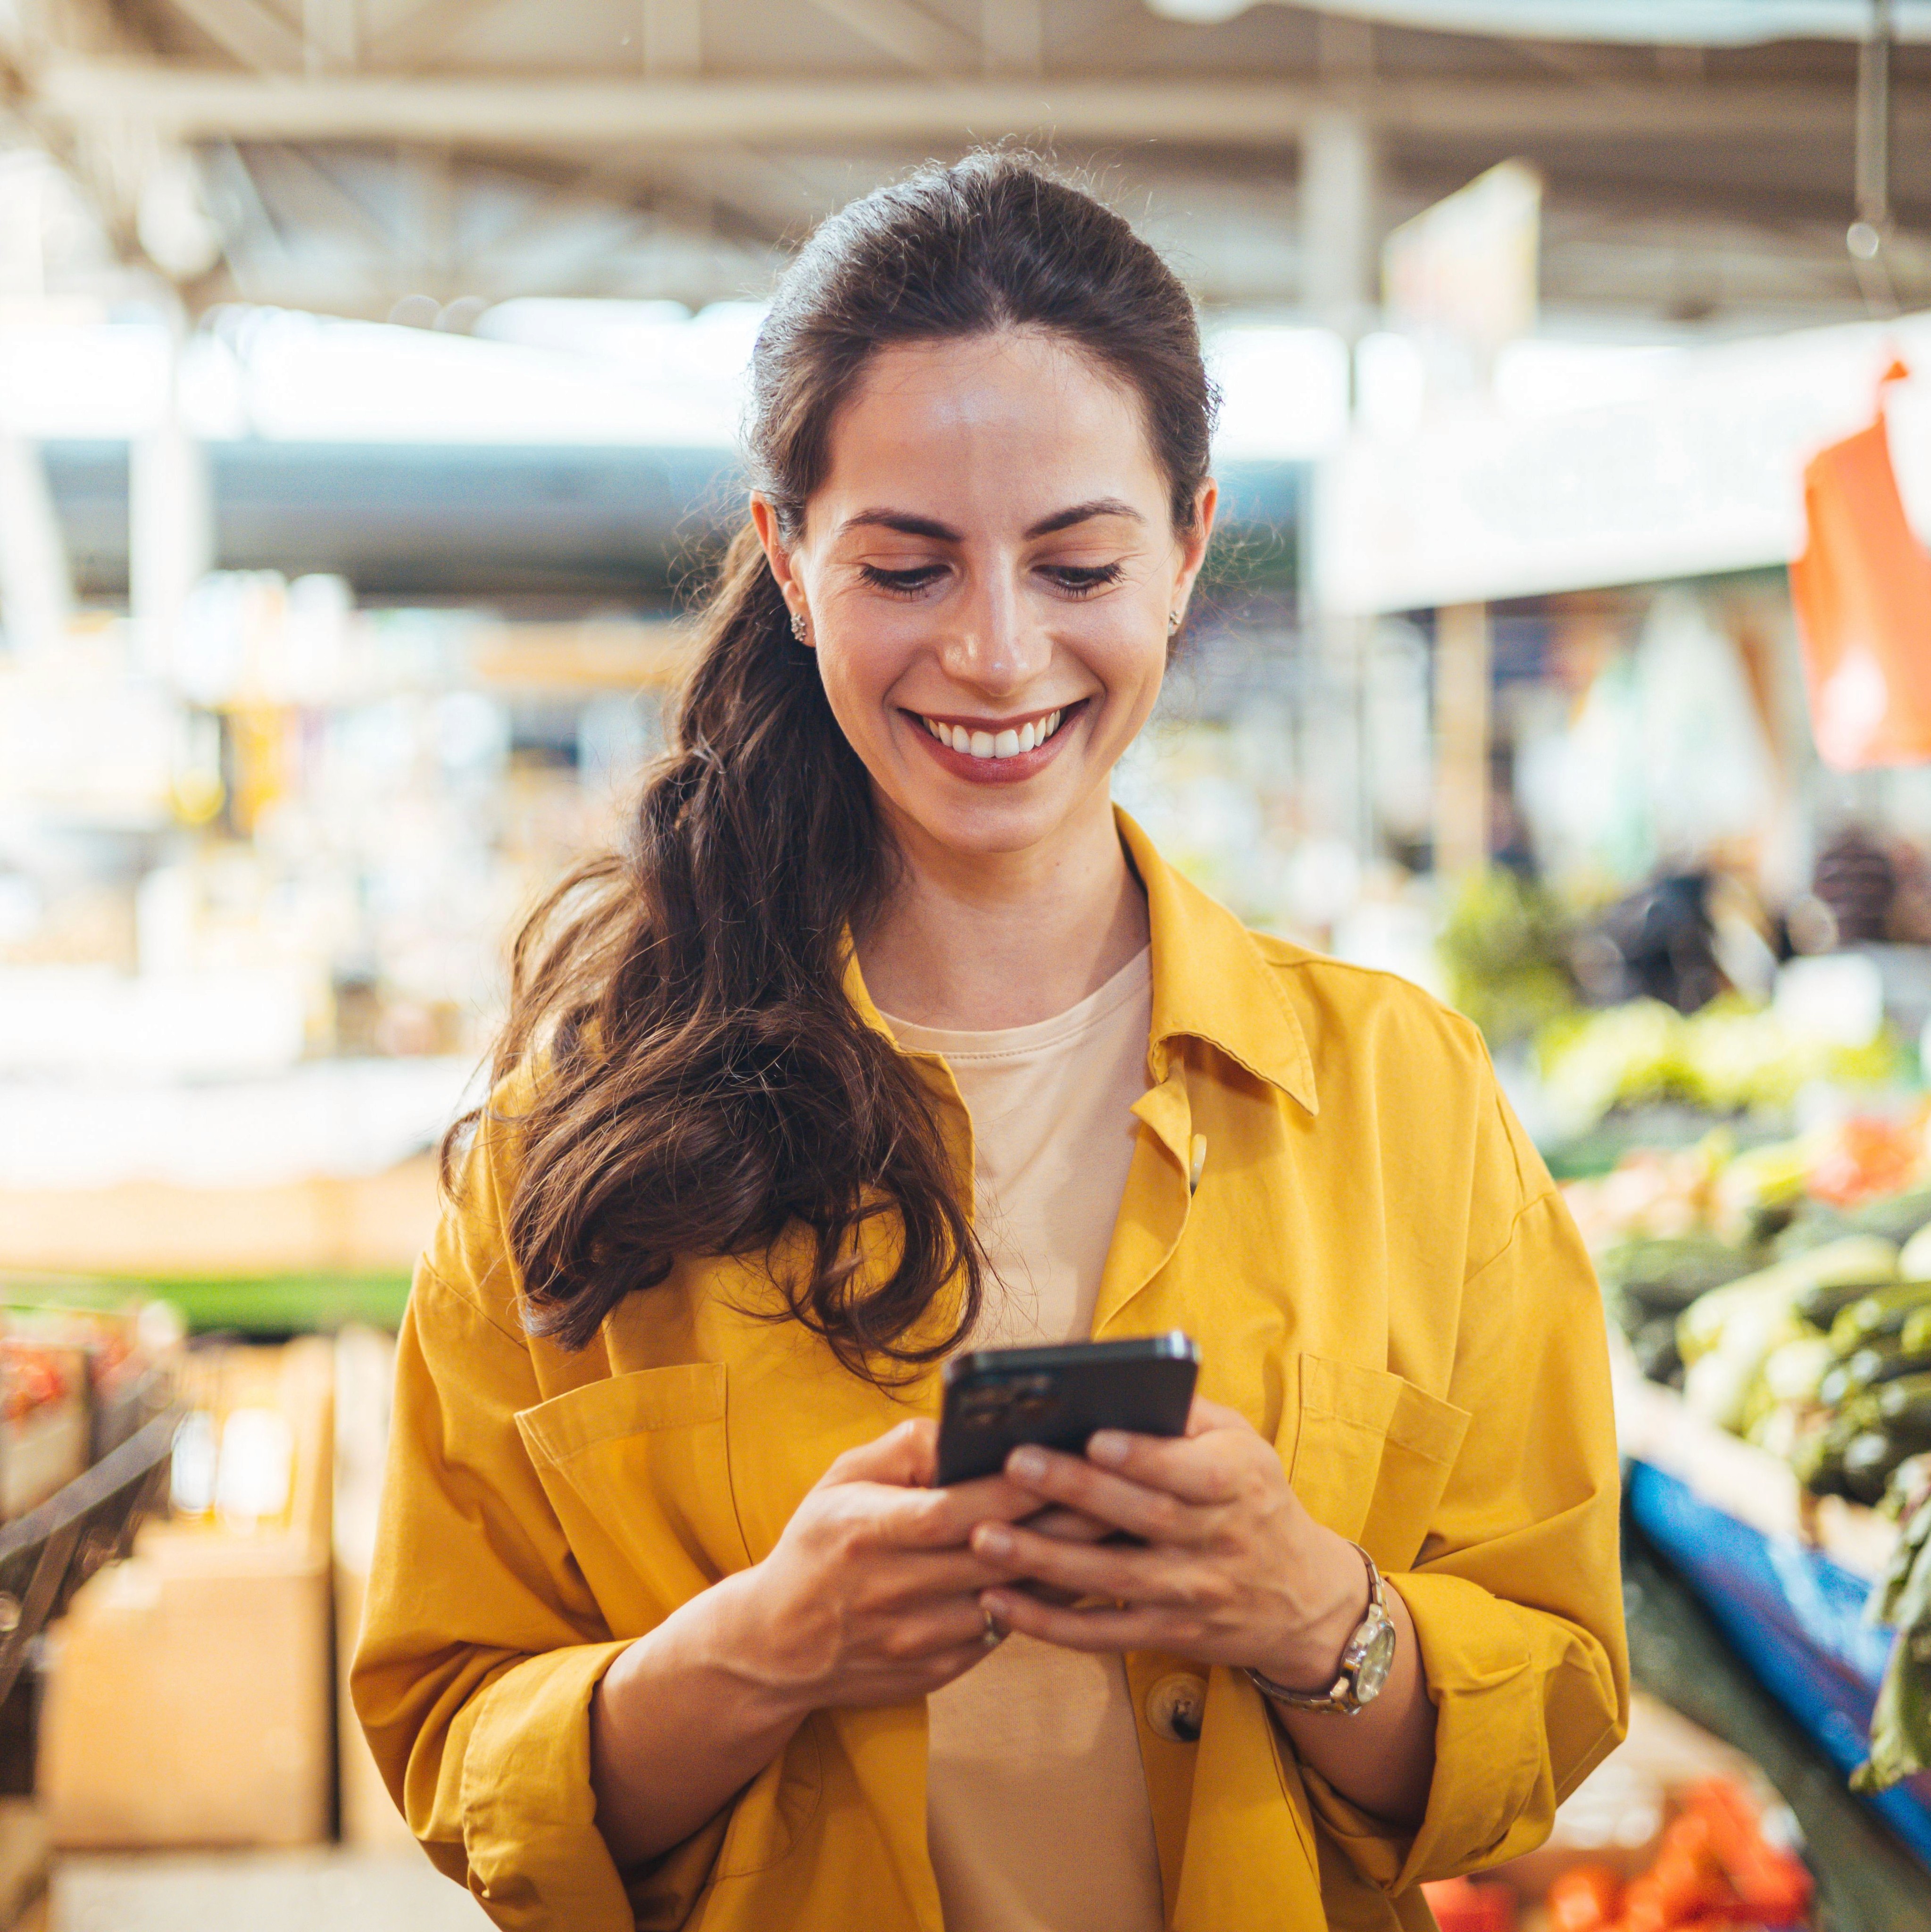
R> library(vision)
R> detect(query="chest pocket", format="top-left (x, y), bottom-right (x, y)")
top-left (516, 1362), bottom-right (753, 1631)
top-left (1285, 1354), bottom-right (1471, 1573)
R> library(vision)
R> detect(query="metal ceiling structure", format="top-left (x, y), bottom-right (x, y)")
top-left (1, 1), bottom-right (1928, 328)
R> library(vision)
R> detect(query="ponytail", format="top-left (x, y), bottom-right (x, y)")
top-left (452, 527), bottom-right (981, 1370)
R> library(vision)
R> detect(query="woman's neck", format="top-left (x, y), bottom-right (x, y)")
top-left (857, 797), bottom-right (1149, 1031)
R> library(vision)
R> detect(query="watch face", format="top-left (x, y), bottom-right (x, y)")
top-left (1351, 1617), bottom-right (1397, 1704)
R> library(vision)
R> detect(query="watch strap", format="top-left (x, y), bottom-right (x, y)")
top-left (1245, 1543), bottom-right (1391, 1716)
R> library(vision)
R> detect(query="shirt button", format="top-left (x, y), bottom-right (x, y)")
top-left (1146, 1672), bottom-right (1207, 1744)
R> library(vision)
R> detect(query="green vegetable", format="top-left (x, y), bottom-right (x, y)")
top-left (1798, 1275), bottom-right (1903, 1331)
top-left (1795, 1411), bottom-right (1860, 1494)
top-left (1845, 1432), bottom-right (1918, 1505)
top-left (1830, 1282), bottom-right (1931, 1356)
top-left (1604, 1236), bottom-right (1758, 1316)
top-left (1874, 1374), bottom-right (1931, 1435)
top-left (1820, 1343), bottom-right (1931, 1410)
top-left (1904, 1305), bottom-right (1931, 1356)
top-left (1679, 1237), bottom-right (1899, 1369)
top-left (1853, 1188), bottom-right (1931, 1247)
top-left (1853, 1482), bottom-right (1931, 1793)
top-left (1631, 1316), bottom-right (1683, 1385)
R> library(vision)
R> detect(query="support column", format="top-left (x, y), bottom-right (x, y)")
top-left (1299, 107), bottom-right (1377, 338)
top-left (130, 338), bottom-right (214, 681)
top-left (0, 436), bottom-right (75, 660)
top-left (1434, 602), bottom-right (1491, 877)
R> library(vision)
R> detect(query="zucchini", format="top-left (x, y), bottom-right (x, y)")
top-left (1820, 1342), bottom-right (1931, 1409)
top-left (1842, 1430), bottom-right (1921, 1505)
top-left (1850, 1186), bottom-right (1931, 1246)
top-left (1795, 1414), bottom-right (1856, 1496)
top-left (1604, 1237), bottom-right (1757, 1316)
top-left (1828, 1282), bottom-right (1931, 1355)
top-left (1797, 1276), bottom-right (1900, 1331)
top-left (1631, 1316), bottom-right (1683, 1385)
top-left (1873, 1372), bottom-right (1931, 1435)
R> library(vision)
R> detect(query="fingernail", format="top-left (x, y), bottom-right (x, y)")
top-left (1088, 1431), bottom-right (1129, 1466)
top-left (1008, 1447), bottom-right (1048, 1481)
top-left (976, 1524), bottom-right (1014, 1557)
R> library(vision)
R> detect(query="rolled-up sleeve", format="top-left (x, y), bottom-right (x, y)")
top-left (1303, 1110), bottom-right (1630, 1890)
top-left (350, 1263), bottom-right (637, 1931)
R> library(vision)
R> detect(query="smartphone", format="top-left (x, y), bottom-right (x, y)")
top-left (934, 1332), bottom-right (1200, 1486)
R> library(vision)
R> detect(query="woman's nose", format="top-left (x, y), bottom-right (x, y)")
top-left (939, 574), bottom-right (1050, 695)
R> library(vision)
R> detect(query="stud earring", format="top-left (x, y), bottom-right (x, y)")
top-left (1167, 610), bottom-right (1182, 634)
top-left (790, 608), bottom-right (809, 643)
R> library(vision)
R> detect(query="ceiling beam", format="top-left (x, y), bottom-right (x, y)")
top-left (158, 0), bottom-right (306, 72)
top-left (27, 62), bottom-right (1909, 148)
top-left (805, 0), bottom-right (979, 76)
top-left (365, 0), bottom-right (516, 72)
top-left (980, 0), bottom-right (1042, 76)
top-left (641, 0), bottom-right (702, 75)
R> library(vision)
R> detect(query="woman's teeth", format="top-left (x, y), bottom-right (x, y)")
top-left (921, 710), bottom-right (1064, 760)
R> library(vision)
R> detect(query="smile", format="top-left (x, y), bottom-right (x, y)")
top-left (916, 707), bottom-right (1070, 761)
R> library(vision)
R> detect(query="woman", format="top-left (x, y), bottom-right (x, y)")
top-left (353, 154), bottom-right (1626, 1932)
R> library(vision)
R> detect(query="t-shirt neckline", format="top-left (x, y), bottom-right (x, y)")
top-left (880, 946), bottom-right (1152, 1063)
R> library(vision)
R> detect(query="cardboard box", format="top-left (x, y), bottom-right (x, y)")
top-left (37, 1338), bottom-right (334, 1849)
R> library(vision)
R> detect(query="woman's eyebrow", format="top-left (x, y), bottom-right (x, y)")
top-left (840, 509), bottom-right (960, 541)
top-left (837, 499), bottom-right (1145, 542)
top-left (1024, 498), bottom-right (1145, 537)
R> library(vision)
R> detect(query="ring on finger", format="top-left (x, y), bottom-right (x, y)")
top-left (982, 1606), bottom-right (1006, 1649)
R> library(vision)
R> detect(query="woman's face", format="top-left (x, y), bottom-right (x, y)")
top-left (753, 330), bottom-right (1215, 864)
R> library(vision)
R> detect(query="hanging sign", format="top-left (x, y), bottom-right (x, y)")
top-left (1789, 361), bottom-right (1931, 769)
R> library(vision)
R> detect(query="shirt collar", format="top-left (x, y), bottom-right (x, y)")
top-left (1115, 807), bottom-right (1317, 1114)
top-left (839, 808), bottom-right (1319, 1117)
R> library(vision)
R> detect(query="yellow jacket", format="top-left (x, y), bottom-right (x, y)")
top-left (353, 813), bottom-right (1628, 1932)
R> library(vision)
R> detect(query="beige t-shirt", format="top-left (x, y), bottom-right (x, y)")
top-left (881, 947), bottom-right (1165, 1932)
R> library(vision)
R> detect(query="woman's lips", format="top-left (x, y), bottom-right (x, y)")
top-left (905, 700), bottom-right (1087, 784)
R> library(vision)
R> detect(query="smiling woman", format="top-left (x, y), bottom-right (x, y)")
top-left (351, 154), bottom-right (1628, 1932)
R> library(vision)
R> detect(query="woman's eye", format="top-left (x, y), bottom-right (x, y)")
top-left (858, 563), bottom-right (947, 596)
top-left (1043, 562), bottom-right (1124, 596)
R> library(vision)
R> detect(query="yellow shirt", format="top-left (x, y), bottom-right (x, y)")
top-left (352, 811), bottom-right (1629, 1932)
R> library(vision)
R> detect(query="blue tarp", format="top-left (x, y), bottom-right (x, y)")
top-left (1626, 1460), bottom-right (1931, 1870)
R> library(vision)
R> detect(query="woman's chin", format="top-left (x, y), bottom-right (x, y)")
top-left (887, 782), bottom-right (1098, 862)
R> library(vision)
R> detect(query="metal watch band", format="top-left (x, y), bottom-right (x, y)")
top-left (1244, 1542), bottom-right (1392, 1716)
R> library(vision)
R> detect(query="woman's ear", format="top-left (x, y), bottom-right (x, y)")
top-left (751, 494), bottom-right (814, 647)
top-left (750, 495), bottom-right (797, 597)
top-left (1170, 478), bottom-right (1219, 625)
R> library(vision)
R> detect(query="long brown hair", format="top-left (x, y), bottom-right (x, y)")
top-left (456, 152), bottom-right (1217, 1372)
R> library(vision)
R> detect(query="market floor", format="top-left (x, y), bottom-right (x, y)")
top-left (47, 1851), bottom-right (494, 1931)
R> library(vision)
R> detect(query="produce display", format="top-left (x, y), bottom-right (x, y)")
top-left (0, 1292), bottom-right (174, 1522)
top-left (1571, 1115), bottom-right (1931, 1797)
top-left (1541, 998), bottom-right (1898, 1141)
top-left (0, 1336), bottom-right (88, 1521)
top-left (1538, 1780), bottom-right (1812, 1932)
top-left (1419, 1694), bottom-right (1817, 1932)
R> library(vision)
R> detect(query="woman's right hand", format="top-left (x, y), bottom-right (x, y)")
top-left (707, 1417), bottom-right (1042, 1715)
top-left (591, 1416), bottom-right (1109, 1866)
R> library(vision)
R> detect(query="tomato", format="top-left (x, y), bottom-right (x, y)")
top-left (1548, 1864), bottom-right (1622, 1932)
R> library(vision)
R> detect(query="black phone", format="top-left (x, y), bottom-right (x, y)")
top-left (934, 1332), bottom-right (1200, 1485)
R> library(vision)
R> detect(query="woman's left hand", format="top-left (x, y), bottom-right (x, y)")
top-left (971, 1395), bottom-right (1368, 1688)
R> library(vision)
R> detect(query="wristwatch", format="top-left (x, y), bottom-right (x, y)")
top-left (1245, 1543), bottom-right (1396, 1716)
